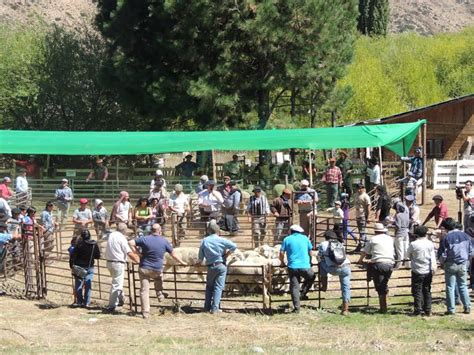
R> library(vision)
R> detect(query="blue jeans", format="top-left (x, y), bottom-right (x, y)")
top-left (444, 262), bottom-right (471, 313)
top-left (205, 264), bottom-right (227, 312)
top-left (74, 267), bottom-right (94, 306)
top-left (320, 263), bottom-right (351, 302)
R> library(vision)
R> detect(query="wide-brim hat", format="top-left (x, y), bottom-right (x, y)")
top-left (373, 223), bottom-right (387, 232)
top-left (289, 224), bottom-right (304, 233)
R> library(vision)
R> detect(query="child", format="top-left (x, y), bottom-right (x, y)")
top-left (326, 201), bottom-right (344, 240)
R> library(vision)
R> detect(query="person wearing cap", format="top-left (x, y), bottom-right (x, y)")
top-left (86, 158), bottom-right (109, 183)
top-left (150, 169), bottom-right (167, 193)
top-left (390, 198), bottom-right (411, 268)
top-left (92, 199), bottom-right (108, 239)
top-left (357, 223), bottom-right (395, 313)
top-left (223, 154), bottom-right (242, 181)
top-left (55, 178), bottom-right (74, 229)
top-left (218, 177), bottom-right (241, 235)
top-left (69, 230), bottom-right (101, 308)
top-left (353, 184), bottom-right (371, 252)
top-left (326, 201), bottom-right (344, 240)
top-left (336, 151), bottom-right (353, 199)
top-left (317, 230), bottom-right (351, 315)
top-left (198, 180), bottom-right (224, 225)
top-left (72, 198), bottom-right (93, 238)
top-left (407, 226), bottom-right (437, 316)
top-left (460, 180), bottom-right (474, 232)
top-left (110, 191), bottom-right (133, 231)
top-left (294, 180), bottom-right (318, 236)
top-left (195, 175), bottom-right (209, 194)
top-left (0, 177), bottom-right (13, 200)
top-left (422, 195), bottom-right (448, 229)
top-left (404, 194), bottom-right (420, 234)
top-left (169, 184), bottom-right (190, 239)
top-left (279, 224), bottom-right (315, 313)
top-left (247, 186), bottom-right (270, 247)
top-left (276, 158), bottom-right (295, 185)
top-left (401, 147), bottom-right (423, 181)
top-left (105, 223), bottom-right (140, 312)
top-left (271, 188), bottom-right (293, 242)
top-left (39, 201), bottom-right (57, 257)
top-left (175, 154), bottom-right (199, 179)
top-left (129, 223), bottom-right (187, 318)
top-left (437, 218), bottom-right (472, 315)
top-left (15, 168), bottom-right (29, 207)
top-left (197, 219), bottom-right (237, 314)
top-left (322, 158), bottom-right (342, 207)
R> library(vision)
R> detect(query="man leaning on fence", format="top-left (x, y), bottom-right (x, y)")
top-left (129, 223), bottom-right (187, 319)
top-left (358, 223), bottom-right (395, 314)
top-left (437, 218), bottom-right (472, 315)
top-left (279, 224), bottom-right (316, 314)
top-left (196, 220), bottom-right (237, 314)
top-left (104, 224), bottom-right (140, 313)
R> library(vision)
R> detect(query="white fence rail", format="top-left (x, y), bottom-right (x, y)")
top-left (433, 159), bottom-right (474, 189)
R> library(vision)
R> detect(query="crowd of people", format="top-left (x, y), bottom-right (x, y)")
top-left (0, 150), bottom-right (473, 319)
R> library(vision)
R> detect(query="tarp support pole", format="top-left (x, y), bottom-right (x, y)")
top-left (308, 150), bottom-right (313, 186)
top-left (211, 150), bottom-right (217, 180)
top-left (378, 146), bottom-right (383, 186)
top-left (422, 122), bottom-right (427, 205)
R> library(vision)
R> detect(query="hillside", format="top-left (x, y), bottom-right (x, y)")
top-left (0, 1), bottom-right (473, 35)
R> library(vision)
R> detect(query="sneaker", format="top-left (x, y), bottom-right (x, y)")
top-left (291, 308), bottom-right (300, 314)
top-left (210, 309), bottom-right (222, 315)
top-left (70, 303), bottom-right (81, 308)
top-left (157, 292), bottom-right (165, 302)
top-left (424, 311), bottom-right (432, 317)
top-left (412, 311), bottom-right (422, 316)
top-left (142, 312), bottom-right (150, 319)
top-left (463, 308), bottom-right (471, 314)
top-left (444, 311), bottom-right (455, 316)
top-left (103, 307), bottom-right (116, 314)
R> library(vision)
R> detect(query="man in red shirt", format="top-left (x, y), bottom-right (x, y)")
top-left (422, 195), bottom-right (448, 229)
top-left (322, 158), bottom-right (342, 207)
top-left (0, 177), bottom-right (12, 200)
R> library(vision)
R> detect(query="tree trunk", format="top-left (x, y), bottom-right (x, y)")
top-left (257, 89), bottom-right (270, 129)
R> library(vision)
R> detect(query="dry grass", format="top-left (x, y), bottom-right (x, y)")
top-left (0, 295), bottom-right (473, 354)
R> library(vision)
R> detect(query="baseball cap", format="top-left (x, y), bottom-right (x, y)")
top-left (432, 194), bottom-right (443, 201)
top-left (253, 186), bottom-right (262, 192)
top-left (155, 169), bottom-right (163, 176)
top-left (3, 177), bottom-right (11, 183)
top-left (200, 175), bottom-right (209, 182)
top-left (289, 224), bottom-right (304, 233)
top-left (300, 179), bottom-right (310, 186)
top-left (282, 188), bottom-right (292, 195)
top-left (335, 200), bottom-right (342, 206)
top-left (61, 178), bottom-right (68, 183)
top-left (174, 184), bottom-right (183, 192)
top-left (79, 198), bottom-right (88, 204)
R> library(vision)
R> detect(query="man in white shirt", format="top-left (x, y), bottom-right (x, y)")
top-left (15, 169), bottom-right (29, 207)
top-left (169, 184), bottom-right (190, 239)
top-left (358, 223), bottom-right (394, 313)
top-left (104, 224), bottom-right (139, 312)
top-left (407, 225), bottom-right (437, 316)
top-left (198, 180), bottom-right (223, 226)
top-left (370, 158), bottom-right (381, 190)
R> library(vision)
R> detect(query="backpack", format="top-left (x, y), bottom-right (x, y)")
top-left (327, 240), bottom-right (346, 265)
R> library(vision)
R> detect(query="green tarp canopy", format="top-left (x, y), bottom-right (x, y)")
top-left (0, 120), bottom-right (425, 156)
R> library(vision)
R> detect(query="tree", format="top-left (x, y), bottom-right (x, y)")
top-left (0, 26), bottom-right (138, 131)
top-left (96, 0), bottom-right (359, 129)
top-left (358, 0), bottom-right (390, 36)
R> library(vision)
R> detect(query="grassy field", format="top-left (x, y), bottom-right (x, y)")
top-left (0, 296), bottom-right (473, 353)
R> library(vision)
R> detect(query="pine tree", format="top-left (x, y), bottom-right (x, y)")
top-left (358, 0), bottom-right (389, 36)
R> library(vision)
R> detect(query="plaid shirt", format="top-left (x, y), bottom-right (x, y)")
top-left (323, 166), bottom-right (342, 184)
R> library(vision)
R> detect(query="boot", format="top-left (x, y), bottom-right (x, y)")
top-left (341, 301), bottom-right (349, 316)
top-left (319, 276), bottom-right (328, 292)
top-left (379, 295), bottom-right (388, 314)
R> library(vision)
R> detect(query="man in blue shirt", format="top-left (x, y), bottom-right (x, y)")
top-left (438, 218), bottom-right (473, 314)
top-left (279, 224), bottom-right (315, 313)
top-left (197, 219), bottom-right (237, 314)
top-left (129, 223), bottom-right (186, 319)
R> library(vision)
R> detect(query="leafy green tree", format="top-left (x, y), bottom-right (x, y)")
top-left (0, 26), bottom-right (138, 131)
top-left (358, 0), bottom-right (389, 36)
top-left (97, 0), bottom-right (359, 129)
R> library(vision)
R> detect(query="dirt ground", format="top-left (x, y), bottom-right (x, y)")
top-left (0, 296), bottom-right (473, 354)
